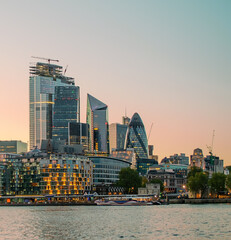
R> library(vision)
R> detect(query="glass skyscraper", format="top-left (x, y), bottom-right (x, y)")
top-left (52, 86), bottom-right (80, 142)
top-left (109, 123), bottom-right (127, 152)
top-left (86, 94), bottom-right (109, 153)
top-left (125, 112), bottom-right (148, 159)
top-left (68, 122), bottom-right (89, 152)
top-left (29, 62), bottom-right (74, 149)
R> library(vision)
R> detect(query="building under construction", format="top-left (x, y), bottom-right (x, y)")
top-left (29, 57), bottom-right (75, 150)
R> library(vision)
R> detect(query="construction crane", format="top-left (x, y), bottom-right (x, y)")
top-left (148, 122), bottom-right (153, 141)
top-left (206, 130), bottom-right (215, 166)
top-left (31, 56), bottom-right (59, 64)
top-left (64, 65), bottom-right (68, 75)
top-left (207, 130), bottom-right (215, 155)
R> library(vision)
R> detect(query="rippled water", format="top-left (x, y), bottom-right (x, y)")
top-left (0, 204), bottom-right (231, 239)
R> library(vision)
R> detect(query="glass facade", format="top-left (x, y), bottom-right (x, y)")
top-left (109, 123), bottom-right (127, 152)
top-left (86, 94), bottom-right (109, 153)
top-left (68, 122), bottom-right (89, 152)
top-left (125, 113), bottom-right (148, 159)
top-left (0, 141), bottom-right (27, 154)
top-left (52, 86), bottom-right (80, 142)
top-left (1, 154), bottom-right (92, 196)
top-left (89, 156), bottom-right (131, 186)
top-left (29, 62), bottom-right (75, 149)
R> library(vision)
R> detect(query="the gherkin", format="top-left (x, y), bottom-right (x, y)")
top-left (125, 113), bottom-right (148, 159)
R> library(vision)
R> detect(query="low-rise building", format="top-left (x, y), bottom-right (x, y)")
top-left (0, 140), bottom-right (27, 154)
top-left (88, 156), bottom-right (131, 194)
top-left (138, 183), bottom-right (160, 196)
top-left (147, 164), bottom-right (188, 193)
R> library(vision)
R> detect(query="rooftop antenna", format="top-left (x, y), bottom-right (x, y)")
top-left (148, 122), bottom-right (153, 141)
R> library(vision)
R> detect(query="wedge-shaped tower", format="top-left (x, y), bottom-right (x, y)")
top-left (86, 94), bottom-right (109, 153)
top-left (125, 113), bottom-right (148, 159)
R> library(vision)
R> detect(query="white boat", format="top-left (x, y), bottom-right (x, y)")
top-left (95, 198), bottom-right (153, 206)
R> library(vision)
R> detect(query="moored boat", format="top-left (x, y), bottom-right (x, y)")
top-left (95, 198), bottom-right (153, 206)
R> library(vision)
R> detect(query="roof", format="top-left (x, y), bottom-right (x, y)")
top-left (87, 94), bottom-right (107, 111)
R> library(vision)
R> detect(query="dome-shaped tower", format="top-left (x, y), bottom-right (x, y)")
top-left (125, 113), bottom-right (148, 159)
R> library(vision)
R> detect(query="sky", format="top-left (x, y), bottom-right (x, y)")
top-left (0, 0), bottom-right (230, 165)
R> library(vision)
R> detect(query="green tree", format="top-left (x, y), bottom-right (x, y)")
top-left (187, 166), bottom-right (203, 179)
top-left (187, 172), bottom-right (209, 198)
top-left (209, 173), bottom-right (227, 197)
top-left (141, 176), bottom-right (148, 187)
top-left (226, 174), bottom-right (231, 191)
top-left (117, 168), bottom-right (142, 194)
top-left (149, 178), bottom-right (164, 192)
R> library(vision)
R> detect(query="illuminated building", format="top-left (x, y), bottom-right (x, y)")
top-left (109, 123), bottom-right (127, 153)
top-left (190, 148), bottom-right (204, 168)
top-left (0, 141), bottom-right (27, 154)
top-left (86, 94), bottom-right (109, 153)
top-left (2, 153), bottom-right (92, 196)
top-left (148, 164), bottom-right (188, 193)
top-left (29, 61), bottom-right (74, 149)
top-left (0, 163), bottom-right (5, 195)
top-left (68, 122), bottom-right (89, 152)
top-left (52, 86), bottom-right (80, 142)
top-left (161, 153), bottom-right (189, 165)
top-left (110, 148), bottom-right (137, 169)
top-left (124, 112), bottom-right (148, 159)
top-left (136, 158), bottom-right (158, 176)
top-left (122, 116), bottom-right (130, 125)
top-left (40, 155), bottom-right (92, 195)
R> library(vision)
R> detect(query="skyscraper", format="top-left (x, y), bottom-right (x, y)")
top-left (68, 122), bottom-right (89, 152)
top-left (125, 112), bottom-right (148, 159)
top-left (109, 123), bottom-right (127, 152)
top-left (52, 86), bottom-right (80, 142)
top-left (29, 61), bottom-right (74, 149)
top-left (86, 94), bottom-right (109, 153)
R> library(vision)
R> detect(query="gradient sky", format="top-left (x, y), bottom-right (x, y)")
top-left (0, 0), bottom-right (230, 165)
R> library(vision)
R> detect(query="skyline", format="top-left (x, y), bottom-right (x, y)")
top-left (0, 1), bottom-right (230, 164)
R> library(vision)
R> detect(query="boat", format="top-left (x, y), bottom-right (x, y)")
top-left (95, 197), bottom-right (154, 206)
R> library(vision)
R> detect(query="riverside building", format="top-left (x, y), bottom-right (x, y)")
top-left (29, 60), bottom-right (75, 149)
top-left (1, 153), bottom-right (93, 196)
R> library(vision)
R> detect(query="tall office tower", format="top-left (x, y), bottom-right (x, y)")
top-left (109, 123), bottom-right (127, 152)
top-left (122, 116), bottom-right (130, 125)
top-left (125, 112), bottom-right (148, 159)
top-left (29, 61), bottom-right (74, 149)
top-left (68, 122), bottom-right (89, 152)
top-left (52, 86), bottom-right (80, 142)
top-left (86, 94), bottom-right (109, 153)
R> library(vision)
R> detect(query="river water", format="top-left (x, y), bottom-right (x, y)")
top-left (0, 204), bottom-right (230, 239)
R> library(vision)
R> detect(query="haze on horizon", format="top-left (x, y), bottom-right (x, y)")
top-left (0, 0), bottom-right (230, 165)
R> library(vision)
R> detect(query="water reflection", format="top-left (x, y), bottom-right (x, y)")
top-left (0, 204), bottom-right (231, 239)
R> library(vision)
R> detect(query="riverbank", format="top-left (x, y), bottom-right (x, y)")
top-left (169, 198), bottom-right (231, 204)
top-left (1, 198), bottom-right (231, 206)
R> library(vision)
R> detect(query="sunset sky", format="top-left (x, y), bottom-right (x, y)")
top-left (0, 0), bottom-right (230, 165)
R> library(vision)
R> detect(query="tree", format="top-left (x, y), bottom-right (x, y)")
top-left (117, 168), bottom-right (142, 194)
top-left (226, 174), bottom-right (231, 191)
top-left (187, 166), bottom-right (203, 179)
top-left (187, 172), bottom-right (209, 198)
top-left (149, 178), bottom-right (164, 192)
top-left (209, 173), bottom-right (227, 197)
